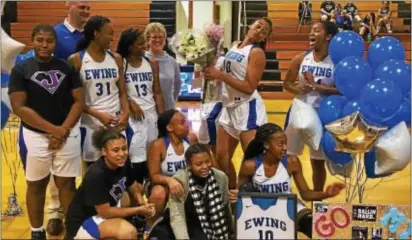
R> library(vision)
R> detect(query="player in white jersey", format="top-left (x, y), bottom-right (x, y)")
top-left (69, 16), bottom-right (129, 165)
top-left (203, 17), bottom-right (272, 189)
top-left (284, 21), bottom-right (339, 192)
top-left (146, 109), bottom-right (198, 226)
top-left (229, 123), bottom-right (345, 238)
top-left (116, 28), bottom-right (165, 185)
top-left (198, 55), bottom-right (225, 156)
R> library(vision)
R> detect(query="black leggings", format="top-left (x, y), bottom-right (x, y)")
top-left (298, 212), bottom-right (313, 238)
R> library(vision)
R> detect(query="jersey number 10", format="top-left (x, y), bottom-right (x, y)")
top-left (258, 230), bottom-right (274, 240)
top-left (224, 60), bottom-right (231, 73)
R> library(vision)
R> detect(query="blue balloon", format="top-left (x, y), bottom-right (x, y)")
top-left (1, 73), bottom-right (9, 88)
top-left (334, 56), bottom-right (373, 99)
top-left (367, 37), bottom-right (405, 69)
top-left (329, 31), bottom-right (365, 65)
top-left (359, 78), bottom-right (403, 124)
top-left (385, 99), bottom-right (411, 128)
top-left (1, 101), bottom-right (10, 129)
top-left (406, 91), bottom-right (411, 101)
top-left (322, 131), bottom-right (352, 165)
top-left (318, 95), bottom-right (348, 125)
top-left (374, 59), bottom-right (411, 95)
top-left (342, 99), bottom-right (361, 117)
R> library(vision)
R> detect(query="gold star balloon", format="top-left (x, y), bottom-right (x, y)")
top-left (325, 112), bottom-right (388, 153)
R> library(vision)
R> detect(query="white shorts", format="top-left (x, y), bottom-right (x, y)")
top-left (19, 125), bottom-right (81, 182)
top-left (80, 125), bottom-right (126, 162)
top-left (218, 97), bottom-right (267, 139)
top-left (199, 102), bottom-right (223, 145)
top-left (126, 107), bottom-right (158, 163)
top-left (284, 106), bottom-right (325, 160)
top-left (74, 216), bottom-right (105, 239)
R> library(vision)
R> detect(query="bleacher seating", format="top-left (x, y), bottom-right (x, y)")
top-left (259, 1), bottom-right (411, 99)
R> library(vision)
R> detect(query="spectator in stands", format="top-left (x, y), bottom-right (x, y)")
top-left (64, 128), bottom-right (155, 240)
top-left (144, 23), bottom-right (181, 110)
top-left (376, 1), bottom-right (393, 34)
top-left (146, 109), bottom-right (198, 227)
top-left (54, 1), bottom-right (90, 60)
top-left (149, 144), bottom-right (234, 240)
top-left (343, 1), bottom-right (362, 23)
top-left (45, 1), bottom-right (90, 236)
top-left (359, 12), bottom-right (377, 40)
top-left (320, 0), bottom-right (336, 22)
top-left (335, 6), bottom-right (354, 31)
top-left (298, 1), bottom-right (313, 25)
top-left (9, 24), bottom-right (84, 240)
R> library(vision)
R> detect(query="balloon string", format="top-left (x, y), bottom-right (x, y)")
top-left (2, 141), bottom-right (16, 193)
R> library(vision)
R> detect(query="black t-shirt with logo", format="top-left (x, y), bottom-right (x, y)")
top-left (344, 3), bottom-right (358, 15)
top-left (65, 158), bottom-right (135, 238)
top-left (8, 57), bottom-right (81, 133)
top-left (321, 1), bottom-right (336, 13)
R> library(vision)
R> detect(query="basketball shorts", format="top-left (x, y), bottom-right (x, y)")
top-left (19, 124), bottom-right (81, 181)
top-left (126, 107), bottom-right (158, 164)
top-left (74, 216), bottom-right (105, 239)
top-left (218, 97), bottom-right (267, 139)
top-left (284, 105), bottom-right (325, 160)
top-left (198, 102), bottom-right (223, 145)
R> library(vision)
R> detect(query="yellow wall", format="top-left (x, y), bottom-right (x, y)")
top-left (216, 1), bottom-right (233, 48)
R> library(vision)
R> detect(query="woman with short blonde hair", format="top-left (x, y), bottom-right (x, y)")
top-left (144, 22), bottom-right (181, 110)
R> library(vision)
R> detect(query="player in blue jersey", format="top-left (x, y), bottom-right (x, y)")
top-left (68, 15), bottom-right (129, 165)
top-left (284, 21), bottom-right (339, 193)
top-left (203, 17), bottom-right (273, 190)
top-left (229, 123), bottom-right (345, 238)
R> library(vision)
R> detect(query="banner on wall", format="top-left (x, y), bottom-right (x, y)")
top-left (178, 65), bottom-right (202, 101)
top-left (236, 192), bottom-right (297, 240)
top-left (312, 202), bottom-right (411, 240)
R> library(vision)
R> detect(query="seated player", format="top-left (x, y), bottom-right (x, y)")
top-left (343, 0), bottom-right (362, 23)
top-left (229, 123), bottom-right (346, 238)
top-left (146, 109), bottom-right (198, 227)
top-left (359, 12), bottom-right (377, 39)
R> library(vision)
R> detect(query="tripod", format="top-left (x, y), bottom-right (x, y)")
top-left (298, 1), bottom-right (313, 33)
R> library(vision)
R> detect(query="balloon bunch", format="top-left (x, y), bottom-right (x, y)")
top-left (1, 27), bottom-right (26, 219)
top-left (316, 31), bottom-right (410, 202)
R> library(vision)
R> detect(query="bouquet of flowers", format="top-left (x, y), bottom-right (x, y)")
top-left (170, 24), bottom-right (224, 103)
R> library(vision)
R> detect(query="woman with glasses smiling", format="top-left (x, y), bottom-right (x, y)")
top-left (144, 22), bottom-right (181, 110)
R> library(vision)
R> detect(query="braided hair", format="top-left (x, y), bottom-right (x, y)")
top-left (76, 15), bottom-right (111, 52)
top-left (243, 123), bottom-right (284, 161)
top-left (116, 28), bottom-right (144, 59)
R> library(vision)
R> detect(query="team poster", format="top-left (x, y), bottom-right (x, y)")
top-left (312, 202), bottom-right (411, 240)
top-left (236, 193), bottom-right (297, 240)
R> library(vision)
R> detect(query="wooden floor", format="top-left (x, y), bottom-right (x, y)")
top-left (1, 100), bottom-right (411, 239)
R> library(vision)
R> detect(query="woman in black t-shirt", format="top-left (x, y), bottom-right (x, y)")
top-left (8, 24), bottom-right (85, 240)
top-left (65, 129), bottom-right (156, 239)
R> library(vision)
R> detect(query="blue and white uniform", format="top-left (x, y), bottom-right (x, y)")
top-left (199, 56), bottom-right (224, 145)
top-left (79, 50), bottom-right (121, 162)
top-left (124, 57), bottom-right (158, 163)
top-left (218, 43), bottom-right (267, 139)
top-left (252, 155), bottom-right (307, 213)
top-left (160, 136), bottom-right (190, 176)
top-left (285, 51), bottom-right (334, 159)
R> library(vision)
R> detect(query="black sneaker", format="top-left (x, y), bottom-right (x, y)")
top-left (31, 230), bottom-right (46, 240)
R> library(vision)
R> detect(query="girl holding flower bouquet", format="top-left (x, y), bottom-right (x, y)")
top-left (203, 17), bottom-right (273, 189)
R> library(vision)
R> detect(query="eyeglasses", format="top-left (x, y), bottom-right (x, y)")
top-left (150, 36), bottom-right (165, 40)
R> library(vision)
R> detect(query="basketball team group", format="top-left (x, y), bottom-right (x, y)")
top-left (7, 1), bottom-right (362, 240)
